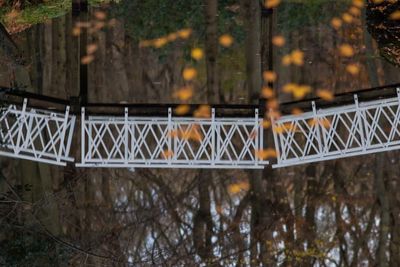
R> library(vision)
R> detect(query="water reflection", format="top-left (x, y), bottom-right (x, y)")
top-left (1, 0), bottom-right (400, 266)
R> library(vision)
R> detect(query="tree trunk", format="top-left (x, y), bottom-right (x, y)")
top-left (203, 0), bottom-right (219, 103)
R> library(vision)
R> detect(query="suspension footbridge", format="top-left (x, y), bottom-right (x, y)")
top-left (1, 84), bottom-right (399, 169)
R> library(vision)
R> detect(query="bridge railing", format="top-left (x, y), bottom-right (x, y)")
top-left (0, 99), bottom-right (76, 166)
top-left (272, 89), bottom-right (400, 168)
top-left (77, 108), bottom-right (267, 169)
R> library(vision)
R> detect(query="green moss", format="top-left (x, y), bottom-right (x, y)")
top-left (20, 0), bottom-right (71, 24)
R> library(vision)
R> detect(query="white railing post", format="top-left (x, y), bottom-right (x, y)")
top-left (57, 106), bottom-right (70, 162)
top-left (168, 107), bottom-right (172, 165)
top-left (124, 107), bottom-right (129, 165)
top-left (15, 98), bottom-right (28, 154)
top-left (354, 94), bottom-right (366, 151)
top-left (81, 107), bottom-right (86, 164)
top-left (312, 101), bottom-right (323, 158)
top-left (211, 108), bottom-right (215, 165)
top-left (254, 109), bottom-right (259, 165)
top-left (270, 109), bottom-right (281, 165)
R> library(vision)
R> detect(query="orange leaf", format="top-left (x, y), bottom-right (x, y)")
top-left (262, 120), bottom-right (271, 128)
top-left (175, 105), bottom-right (190, 115)
top-left (339, 44), bottom-right (354, 57)
top-left (153, 37), bottom-right (168, 48)
top-left (390, 11), bottom-right (400, 20)
top-left (173, 86), bottom-right (193, 101)
top-left (349, 7), bottom-right (361, 16)
top-left (291, 49), bottom-right (304, 66)
top-left (342, 13), bottom-right (353, 23)
top-left (194, 105), bottom-right (211, 118)
top-left (162, 149), bottom-right (174, 159)
top-left (282, 54), bottom-right (292, 66)
top-left (167, 32), bottom-right (178, 41)
top-left (291, 108), bottom-right (303, 115)
top-left (331, 18), bottom-right (342, 30)
top-left (177, 28), bottom-right (192, 39)
top-left (292, 85), bottom-right (311, 99)
top-left (346, 63), bottom-right (360, 75)
top-left (72, 27), bottom-right (81, 36)
top-left (219, 34), bottom-right (234, 47)
top-left (263, 71), bottom-right (277, 82)
top-left (261, 87), bottom-right (274, 98)
top-left (317, 89), bottom-right (334, 101)
top-left (182, 67), bottom-right (197, 81)
top-left (255, 148), bottom-right (277, 160)
top-left (81, 55), bottom-right (94, 64)
top-left (282, 83), bottom-right (298, 93)
top-left (86, 44), bottom-right (98, 54)
top-left (272, 35), bottom-right (285, 47)
top-left (264, 0), bottom-right (281, 8)
top-left (352, 0), bottom-right (364, 8)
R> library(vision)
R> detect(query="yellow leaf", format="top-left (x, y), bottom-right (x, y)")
top-left (173, 86), bottom-right (193, 101)
top-left (349, 7), bottom-right (361, 16)
top-left (282, 83), bottom-right (298, 93)
top-left (261, 87), bottom-right (274, 98)
top-left (316, 89), bottom-right (334, 101)
top-left (255, 148), bottom-right (277, 160)
top-left (331, 18), bottom-right (342, 30)
top-left (291, 108), bottom-right (303, 115)
top-left (352, 0), bottom-right (364, 8)
top-left (182, 67), bottom-right (197, 81)
top-left (389, 11), bottom-right (400, 20)
top-left (162, 149), bottom-right (174, 159)
top-left (346, 63), bottom-right (360, 75)
top-left (167, 32), bottom-right (178, 41)
top-left (81, 55), bottom-right (94, 64)
top-left (228, 184), bottom-right (242, 194)
top-left (175, 105), bottom-right (190, 115)
top-left (307, 118), bottom-right (317, 127)
top-left (191, 48), bottom-right (204, 60)
top-left (342, 13), bottom-right (353, 23)
top-left (264, 0), bottom-right (281, 8)
top-left (320, 119), bottom-right (331, 128)
top-left (153, 37), bottom-right (168, 48)
top-left (263, 71), bottom-right (277, 82)
top-left (291, 49), bottom-right (304, 66)
top-left (262, 120), bottom-right (271, 128)
top-left (177, 28), bottom-right (192, 39)
top-left (339, 44), bottom-right (354, 57)
top-left (219, 34), bottom-right (234, 47)
top-left (293, 85), bottom-right (311, 99)
top-left (272, 35), bottom-right (285, 47)
top-left (194, 105), bottom-right (211, 118)
top-left (282, 54), bottom-right (292, 66)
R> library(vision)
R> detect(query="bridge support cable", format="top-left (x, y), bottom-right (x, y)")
top-left (0, 99), bottom-right (76, 166)
top-left (76, 108), bottom-right (268, 169)
top-left (272, 88), bottom-right (400, 168)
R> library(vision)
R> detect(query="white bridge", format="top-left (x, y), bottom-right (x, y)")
top-left (272, 89), bottom-right (400, 168)
top-left (2, 87), bottom-right (400, 169)
top-left (77, 108), bottom-right (266, 169)
top-left (0, 99), bottom-right (75, 166)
